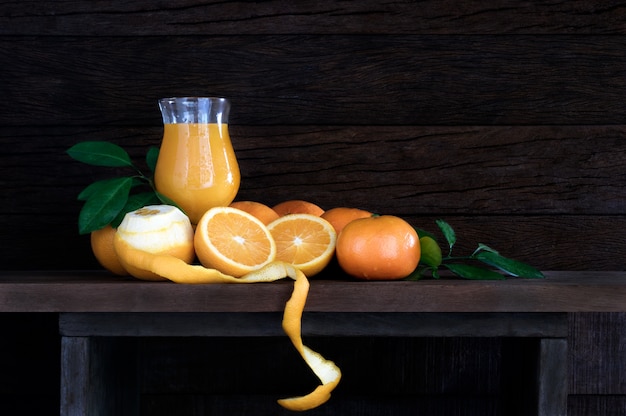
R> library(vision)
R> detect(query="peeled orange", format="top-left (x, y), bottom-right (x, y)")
top-left (194, 206), bottom-right (277, 277)
top-left (267, 214), bottom-right (337, 277)
top-left (113, 205), bottom-right (195, 281)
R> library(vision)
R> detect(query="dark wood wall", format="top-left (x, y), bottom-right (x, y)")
top-left (1, 1), bottom-right (625, 414)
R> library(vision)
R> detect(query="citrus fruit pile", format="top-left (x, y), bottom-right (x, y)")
top-left (90, 199), bottom-right (422, 411)
top-left (92, 199), bottom-right (423, 281)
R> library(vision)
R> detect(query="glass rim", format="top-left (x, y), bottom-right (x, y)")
top-left (159, 97), bottom-right (229, 104)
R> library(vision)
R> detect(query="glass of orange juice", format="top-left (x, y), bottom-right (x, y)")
top-left (154, 97), bottom-right (240, 224)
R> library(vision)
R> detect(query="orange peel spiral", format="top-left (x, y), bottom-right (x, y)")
top-left (113, 235), bottom-right (341, 411)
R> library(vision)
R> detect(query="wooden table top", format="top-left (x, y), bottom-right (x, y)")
top-left (0, 270), bottom-right (624, 313)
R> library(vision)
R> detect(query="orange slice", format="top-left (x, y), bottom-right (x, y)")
top-left (194, 206), bottom-right (277, 277)
top-left (267, 214), bottom-right (337, 277)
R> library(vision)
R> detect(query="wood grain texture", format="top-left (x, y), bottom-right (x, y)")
top-left (1, 36), bottom-right (624, 126)
top-left (5, 125), bottom-right (626, 215)
top-left (59, 312), bottom-right (568, 337)
top-left (61, 337), bottom-right (138, 416)
top-left (538, 339), bottom-right (568, 416)
top-left (569, 312), bottom-right (626, 395)
top-left (4, 124), bottom-right (626, 270)
top-left (1, 271), bottom-right (624, 313)
top-left (1, 1), bottom-right (625, 35)
top-left (568, 396), bottom-right (626, 416)
top-left (2, 0), bottom-right (626, 413)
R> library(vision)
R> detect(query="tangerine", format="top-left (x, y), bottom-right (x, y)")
top-left (336, 215), bottom-right (420, 280)
top-left (320, 207), bottom-right (373, 235)
top-left (273, 200), bottom-right (325, 216)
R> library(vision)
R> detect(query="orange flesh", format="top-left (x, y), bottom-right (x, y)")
top-left (273, 220), bottom-right (332, 263)
top-left (205, 211), bottom-right (273, 267)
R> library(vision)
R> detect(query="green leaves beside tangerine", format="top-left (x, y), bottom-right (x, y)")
top-left (67, 141), bottom-right (176, 235)
top-left (407, 219), bottom-right (544, 281)
top-left (473, 250), bottom-right (544, 279)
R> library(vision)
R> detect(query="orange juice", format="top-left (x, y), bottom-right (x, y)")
top-left (154, 123), bottom-right (240, 224)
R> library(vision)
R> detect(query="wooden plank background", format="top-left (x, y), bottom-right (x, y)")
top-left (1, 1), bottom-right (625, 414)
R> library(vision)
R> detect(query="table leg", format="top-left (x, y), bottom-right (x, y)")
top-left (537, 338), bottom-right (568, 416)
top-left (60, 336), bottom-right (139, 416)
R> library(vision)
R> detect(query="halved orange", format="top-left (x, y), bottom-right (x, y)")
top-left (267, 214), bottom-right (337, 277)
top-left (194, 206), bottom-right (277, 277)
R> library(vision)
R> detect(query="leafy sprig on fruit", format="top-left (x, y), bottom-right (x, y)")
top-left (407, 219), bottom-right (544, 280)
top-left (67, 141), bottom-right (177, 235)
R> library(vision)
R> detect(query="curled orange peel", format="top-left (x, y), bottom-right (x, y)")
top-left (113, 236), bottom-right (341, 411)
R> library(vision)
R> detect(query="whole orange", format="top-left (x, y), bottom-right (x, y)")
top-left (272, 200), bottom-right (325, 216)
top-left (336, 215), bottom-right (420, 280)
top-left (321, 207), bottom-right (372, 235)
top-left (90, 225), bottom-right (128, 276)
top-left (229, 200), bottom-right (280, 225)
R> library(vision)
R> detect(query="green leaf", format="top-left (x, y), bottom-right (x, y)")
top-left (67, 141), bottom-right (133, 167)
top-left (403, 268), bottom-right (423, 281)
top-left (436, 219), bottom-right (456, 255)
top-left (78, 176), bottom-right (145, 201)
top-left (110, 191), bottom-right (161, 227)
top-left (146, 146), bottom-right (159, 173)
top-left (404, 265), bottom-right (441, 281)
top-left (474, 243), bottom-right (499, 255)
top-left (129, 176), bottom-right (143, 186)
top-left (444, 264), bottom-right (506, 280)
top-left (475, 251), bottom-right (545, 279)
top-left (78, 177), bottom-right (133, 234)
